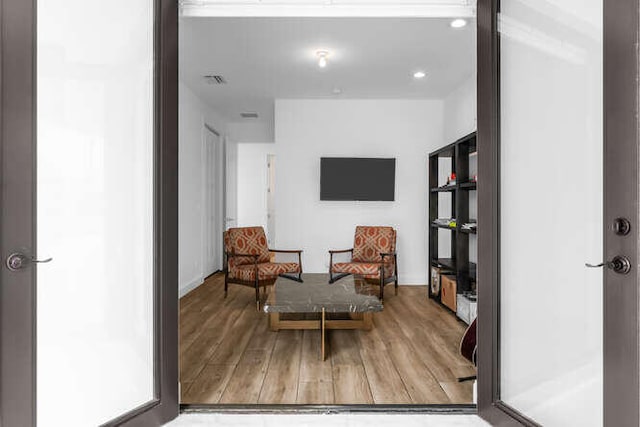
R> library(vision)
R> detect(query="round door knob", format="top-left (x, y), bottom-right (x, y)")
top-left (613, 218), bottom-right (631, 236)
top-left (610, 255), bottom-right (631, 275)
top-left (5, 253), bottom-right (52, 271)
top-left (6, 253), bottom-right (26, 271)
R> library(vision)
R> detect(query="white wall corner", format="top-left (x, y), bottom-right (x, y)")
top-left (179, 276), bottom-right (205, 299)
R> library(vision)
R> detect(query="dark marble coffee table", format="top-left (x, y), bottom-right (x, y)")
top-left (263, 273), bottom-right (383, 360)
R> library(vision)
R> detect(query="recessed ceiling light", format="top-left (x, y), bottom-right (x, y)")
top-left (332, 88), bottom-right (343, 95)
top-left (413, 71), bottom-right (427, 79)
top-left (450, 18), bottom-right (467, 28)
top-left (316, 50), bottom-right (329, 68)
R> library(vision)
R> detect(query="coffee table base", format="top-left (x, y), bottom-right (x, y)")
top-left (268, 310), bottom-right (374, 361)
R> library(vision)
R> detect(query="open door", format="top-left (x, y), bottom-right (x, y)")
top-left (0, 0), bottom-right (178, 425)
top-left (203, 125), bottom-right (224, 275)
top-left (477, 0), bottom-right (640, 425)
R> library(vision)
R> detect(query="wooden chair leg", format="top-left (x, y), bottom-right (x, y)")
top-left (379, 267), bottom-right (384, 302)
top-left (394, 256), bottom-right (399, 296)
top-left (255, 280), bottom-right (260, 311)
top-left (224, 273), bottom-right (228, 298)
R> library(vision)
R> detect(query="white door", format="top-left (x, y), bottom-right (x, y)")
top-left (267, 155), bottom-right (276, 246)
top-left (203, 127), bottom-right (224, 274)
top-left (498, 1), bottom-right (603, 424)
top-left (225, 139), bottom-right (239, 230)
top-left (1, 0), bottom-right (177, 425)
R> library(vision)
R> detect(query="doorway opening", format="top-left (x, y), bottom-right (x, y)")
top-left (177, 11), bottom-right (478, 408)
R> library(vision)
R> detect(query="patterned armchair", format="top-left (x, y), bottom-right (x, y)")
top-left (224, 226), bottom-right (302, 309)
top-left (329, 226), bottom-right (398, 301)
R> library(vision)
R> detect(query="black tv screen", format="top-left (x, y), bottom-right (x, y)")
top-left (320, 157), bottom-right (396, 201)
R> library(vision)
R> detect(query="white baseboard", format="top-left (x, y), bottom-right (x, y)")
top-left (179, 276), bottom-right (204, 298)
top-left (398, 275), bottom-right (428, 285)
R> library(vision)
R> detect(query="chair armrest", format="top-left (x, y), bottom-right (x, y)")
top-left (329, 248), bottom-right (354, 254)
top-left (269, 249), bottom-right (303, 254)
top-left (380, 252), bottom-right (397, 258)
top-left (329, 249), bottom-right (352, 282)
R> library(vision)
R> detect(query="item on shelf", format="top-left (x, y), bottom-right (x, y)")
top-left (471, 175), bottom-right (477, 183)
top-left (457, 293), bottom-right (478, 325)
top-left (463, 290), bottom-right (477, 301)
top-left (461, 221), bottom-right (477, 232)
top-left (434, 217), bottom-right (455, 226)
top-left (430, 267), bottom-right (442, 296)
top-left (446, 172), bottom-right (457, 186)
top-left (441, 275), bottom-right (457, 312)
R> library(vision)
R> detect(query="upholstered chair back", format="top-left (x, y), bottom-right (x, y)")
top-left (351, 226), bottom-right (396, 263)
top-left (224, 226), bottom-right (271, 266)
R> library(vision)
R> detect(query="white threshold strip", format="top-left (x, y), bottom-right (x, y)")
top-left (180, 0), bottom-right (476, 18)
top-left (166, 413), bottom-right (489, 427)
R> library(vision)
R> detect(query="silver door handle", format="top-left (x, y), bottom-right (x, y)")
top-left (585, 255), bottom-right (631, 274)
top-left (585, 262), bottom-right (607, 268)
top-left (6, 253), bottom-right (53, 271)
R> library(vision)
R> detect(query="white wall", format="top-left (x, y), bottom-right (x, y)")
top-left (274, 99), bottom-right (444, 284)
top-left (443, 75), bottom-right (478, 264)
top-left (228, 121), bottom-right (274, 143)
top-left (236, 143), bottom-right (275, 231)
top-left (443, 75), bottom-right (477, 142)
top-left (179, 81), bottom-right (229, 297)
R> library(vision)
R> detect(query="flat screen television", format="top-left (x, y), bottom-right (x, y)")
top-left (320, 157), bottom-right (396, 201)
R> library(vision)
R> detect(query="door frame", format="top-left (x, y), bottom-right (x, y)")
top-left (476, 0), bottom-right (640, 425)
top-left (0, 0), bottom-right (179, 425)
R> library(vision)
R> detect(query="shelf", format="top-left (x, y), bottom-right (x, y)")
top-left (466, 262), bottom-right (477, 279)
top-left (428, 131), bottom-right (478, 306)
top-left (429, 145), bottom-right (455, 158)
top-left (459, 182), bottom-right (477, 190)
top-left (431, 223), bottom-right (457, 231)
top-left (431, 258), bottom-right (457, 271)
top-left (430, 259), bottom-right (477, 279)
top-left (430, 185), bottom-right (457, 193)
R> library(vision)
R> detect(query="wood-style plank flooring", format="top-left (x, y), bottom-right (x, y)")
top-left (180, 273), bottom-right (475, 405)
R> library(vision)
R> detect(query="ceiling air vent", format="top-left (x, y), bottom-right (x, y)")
top-left (204, 75), bottom-right (226, 85)
top-left (240, 112), bottom-right (259, 119)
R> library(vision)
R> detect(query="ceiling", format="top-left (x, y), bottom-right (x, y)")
top-left (179, 17), bottom-right (476, 125)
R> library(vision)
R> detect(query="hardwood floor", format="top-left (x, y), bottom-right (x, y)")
top-left (180, 273), bottom-right (475, 405)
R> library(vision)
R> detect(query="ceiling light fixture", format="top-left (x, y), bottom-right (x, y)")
top-left (413, 71), bottom-right (427, 79)
top-left (316, 50), bottom-right (329, 68)
top-left (450, 18), bottom-right (467, 28)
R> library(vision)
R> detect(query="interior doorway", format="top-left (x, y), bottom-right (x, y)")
top-left (178, 14), bottom-right (478, 408)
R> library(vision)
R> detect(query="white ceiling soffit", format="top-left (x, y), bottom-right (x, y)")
top-left (180, 0), bottom-right (476, 18)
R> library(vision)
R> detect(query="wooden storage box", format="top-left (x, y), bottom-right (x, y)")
top-left (440, 275), bottom-right (457, 312)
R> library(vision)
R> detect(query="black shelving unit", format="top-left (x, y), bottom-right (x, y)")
top-left (428, 132), bottom-right (477, 306)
